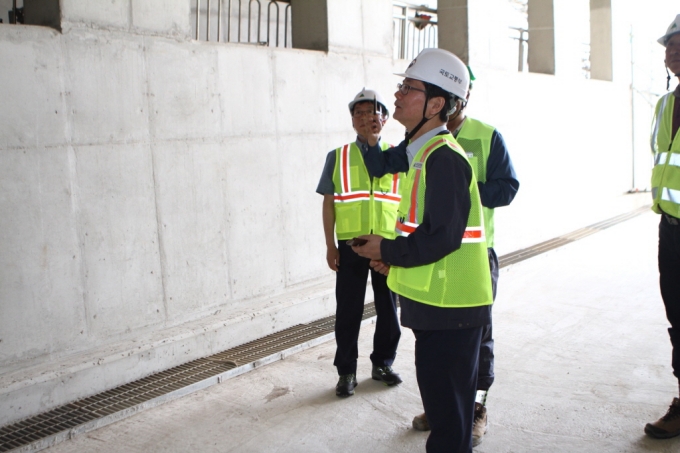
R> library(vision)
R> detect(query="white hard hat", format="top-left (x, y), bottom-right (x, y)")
top-left (348, 88), bottom-right (390, 118)
top-left (658, 14), bottom-right (680, 46)
top-left (395, 48), bottom-right (469, 100)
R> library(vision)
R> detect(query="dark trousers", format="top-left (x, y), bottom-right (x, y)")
top-left (415, 327), bottom-right (483, 453)
top-left (333, 241), bottom-right (401, 375)
top-left (659, 215), bottom-right (680, 381)
top-left (477, 248), bottom-right (499, 391)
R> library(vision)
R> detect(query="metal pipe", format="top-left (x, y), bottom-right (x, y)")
top-left (238, 0), bottom-right (242, 43)
top-left (217, 0), bottom-right (222, 42)
top-left (227, 0), bottom-right (232, 42)
top-left (268, 1), bottom-right (280, 47)
top-left (410, 22), bottom-right (416, 60)
top-left (257, 0), bottom-right (262, 44)
top-left (196, 0), bottom-right (201, 40)
top-left (518, 30), bottom-right (525, 72)
top-left (284, 3), bottom-right (291, 48)
top-left (207, 0), bottom-right (211, 41)
top-left (630, 25), bottom-right (637, 191)
top-left (248, 0), bottom-right (253, 43)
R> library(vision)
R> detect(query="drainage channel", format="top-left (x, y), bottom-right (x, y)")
top-left (0, 205), bottom-right (651, 453)
top-left (498, 205), bottom-right (651, 268)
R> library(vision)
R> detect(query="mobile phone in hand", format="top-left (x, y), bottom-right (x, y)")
top-left (346, 237), bottom-right (368, 246)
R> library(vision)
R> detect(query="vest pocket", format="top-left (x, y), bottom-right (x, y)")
top-left (380, 207), bottom-right (398, 236)
top-left (335, 203), bottom-right (362, 235)
top-left (395, 262), bottom-right (435, 292)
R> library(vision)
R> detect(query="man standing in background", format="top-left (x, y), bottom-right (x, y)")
top-left (316, 88), bottom-right (404, 398)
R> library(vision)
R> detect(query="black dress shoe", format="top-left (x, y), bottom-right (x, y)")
top-left (336, 374), bottom-right (357, 397)
top-left (371, 365), bottom-right (402, 386)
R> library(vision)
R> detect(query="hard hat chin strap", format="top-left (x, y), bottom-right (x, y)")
top-left (448, 100), bottom-right (465, 122)
top-left (404, 93), bottom-right (435, 142)
top-left (404, 95), bottom-right (463, 142)
top-left (667, 66), bottom-right (671, 91)
top-left (405, 116), bottom-right (432, 142)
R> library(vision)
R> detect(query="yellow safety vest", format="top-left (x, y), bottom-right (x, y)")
top-left (456, 118), bottom-right (496, 247)
top-left (651, 92), bottom-right (680, 218)
top-left (387, 133), bottom-right (493, 308)
top-left (332, 142), bottom-right (405, 240)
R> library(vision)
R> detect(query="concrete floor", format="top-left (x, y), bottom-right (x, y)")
top-left (47, 210), bottom-right (680, 453)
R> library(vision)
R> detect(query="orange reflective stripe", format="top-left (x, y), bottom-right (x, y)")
top-left (392, 173), bottom-right (399, 194)
top-left (396, 219), bottom-right (418, 233)
top-left (462, 229), bottom-right (482, 239)
top-left (374, 193), bottom-right (401, 203)
top-left (334, 192), bottom-right (370, 202)
top-left (341, 144), bottom-right (350, 193)
top-left (409, 138), bottom-right (448, 223)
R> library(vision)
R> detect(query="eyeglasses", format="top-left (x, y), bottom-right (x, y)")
top-left (397, 83), bottom-right (427, 96)
top-left (352, 109), bottom-right (379, 118)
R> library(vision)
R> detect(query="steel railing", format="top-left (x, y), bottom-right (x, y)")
top-left (193, 0), bottom-right (292, 47)
top-left (510, 26), bottom-right (528, 72)
top-left (393, 1), bottom-right (437, 61)
top-left (4, 0), bottom-right (23, 24)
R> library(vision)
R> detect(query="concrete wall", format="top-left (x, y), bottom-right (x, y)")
top-left (0, 0), bottom-right (651, 425)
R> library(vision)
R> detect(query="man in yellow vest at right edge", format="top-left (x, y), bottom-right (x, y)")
top-left (645, 14), bottom-right (680, 440)
top-left (353, 48), bottom-right (493, 453)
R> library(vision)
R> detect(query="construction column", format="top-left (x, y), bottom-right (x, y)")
top-left (437, 0), bottom-right (470, 64)
top-left (527, 0), bottom-right (555, 75)
top-left (290, 0), bottom-right (329, 51)
top-left (589, 0), bottom-right (612, 81)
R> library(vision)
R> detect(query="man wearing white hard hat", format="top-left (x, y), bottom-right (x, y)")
top-left (352, 49), bottom-right (493, 453)
top-left (408, 66), bottom-right (520, 447)
top-left (645, 14), bottom-right (680, 440)
top-left (316, 88), bottom-right (405, 398)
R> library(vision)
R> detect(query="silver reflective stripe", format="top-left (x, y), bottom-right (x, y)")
top-left (651, 93), bottom-right (672, 154)
top-left (656, 152), bottom-right (680, 167)
top-left (662, 187), bottom-right (680, 203)
top-left (652, 187), bottom-right (658, 200)
top-left (655, 152), bottom-right (668, 165)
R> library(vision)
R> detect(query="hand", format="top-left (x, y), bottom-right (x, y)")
top-left (355, 114), bottom-right (384, 147)
top-left (370, 259), bottom-right (390, 276)
top-left (351, 234), bottom-right (383, 260)
top-left (326, 245), bottom-right (340, 271)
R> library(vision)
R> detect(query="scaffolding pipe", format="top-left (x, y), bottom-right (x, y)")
top-left (217, 0), bottom-right (222, 42)
top-left (196, 0), bottom-right (201, 40)
top-left (207, 0), bottom-right (211, 41)
top-left (284, 3), bottom-right (291, 47)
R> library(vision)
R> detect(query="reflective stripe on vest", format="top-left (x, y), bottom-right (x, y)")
top-left (387, 133), bottom-right (492, 308)
top-left (332, 142), bottom-right (404, 240)
top-left (334, 144), bottom-right (371, 203)
top-left (655, 152), bottom-right (680, 167)
top-left (394, 137), bottom-right (485, 243)
top-left (651, 92), bottom-right (680, 218)
top-left (651, 93), bottom-right (672, 154)
top-left (658, 187), bottom-right (680, 203)
top-left (456, 118), bottom-right (497, 248)
top-left (333, 144), bottom-right (401, 204)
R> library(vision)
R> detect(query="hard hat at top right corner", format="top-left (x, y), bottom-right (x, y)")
top-left (658, 14), bottom-right (680, 47)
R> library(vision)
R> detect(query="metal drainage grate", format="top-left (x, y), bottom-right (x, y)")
top-left (498, 205), bottom-right (650, 268)
top-left (0, 205), bottom-right (651, 452)
top-left (0, 304), bottom-right (376, 453)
